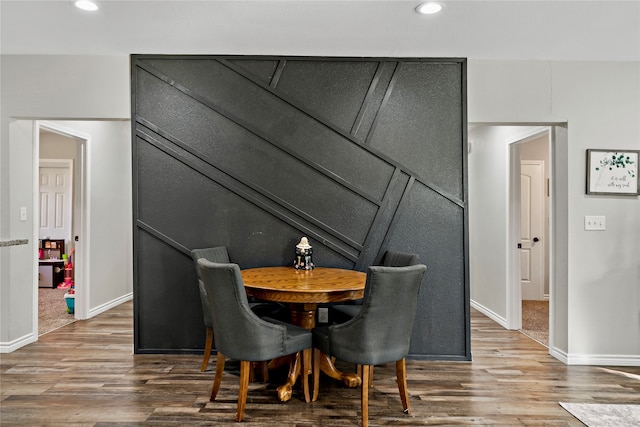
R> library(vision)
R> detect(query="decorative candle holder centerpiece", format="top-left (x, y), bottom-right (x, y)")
top-left (293, 237), bottom-right (314, 270)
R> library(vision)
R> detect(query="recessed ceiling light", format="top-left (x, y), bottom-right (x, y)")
top-left (415, 2), bottom-right (443, 15)
top-left (75, 1), bottom-right (98, 11)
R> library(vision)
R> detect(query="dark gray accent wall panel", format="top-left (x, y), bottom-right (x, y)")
top-left (132, 55), bottom-right (469, 360)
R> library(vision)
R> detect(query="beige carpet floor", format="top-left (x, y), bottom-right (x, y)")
top-left (521, 299), bottom-right (549, 346)
top-left (39, 287), bottom-right (75, 335)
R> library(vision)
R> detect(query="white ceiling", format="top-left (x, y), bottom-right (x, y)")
top-left (1, 0), bottom-right (639, 61)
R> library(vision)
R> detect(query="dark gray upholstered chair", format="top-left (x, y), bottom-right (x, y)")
top-left (191, 246), bottom-right (288, 372)
top-left (329, 250), bottom-right (419, 324)
top-left (312, 264), bottom-right (427, 427)
top-left (197, 259), bottom-right (313, 422)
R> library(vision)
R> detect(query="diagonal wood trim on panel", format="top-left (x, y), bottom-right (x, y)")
top-left (350, 61), bottom-right (394, 137)
top-left (220, 57), bottom-right (464, 208)
top-left (135, 58), bottom-right (462, 264)
top-left (135, 121), bottom-right (364, 252)
top-left (219, 60), bottom-right (464, 207)
top-left (379, 176), bottom-right (416, 252)
top-left (135, 125), bottom-right (362, 261)
top-left (134, 147), bottom-right (359, 264)
top-left (355, 168), bottom-right (404, 270)
top-left (136, 56), bottom-right (463, 209)
top-left (214, 59), bottom-right (393, 201)
top-left (136, 219), bottom-right (191, 257)
top-left (136, 60), bottom-right (382, 206)
top-left (219, 56), bottom-right (464, 211)
top-left (220, 58), bottom-right (364, 144)
top-left (270, 59), bottom-right (287, 88)
top-left (354, 167), bottom-right (404, 270)
top-left (363, 62), bottom-right (464, 208)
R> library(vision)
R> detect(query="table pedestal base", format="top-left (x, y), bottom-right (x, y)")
top-left (273, 352), bottom-right (301, 402)
top-left (318, 352), bottom-right (361, 387)
top-left (272, 303), bottom-right (360, 402)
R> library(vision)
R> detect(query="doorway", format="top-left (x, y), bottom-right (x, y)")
top-left (38, 157), bottom-right (74, 334)
top-left (468, 123), bottom-right (566, 355)
top-left (509, 128), bottom-right (551, 346)
top-left (36, 122), bottom-right (88, 333)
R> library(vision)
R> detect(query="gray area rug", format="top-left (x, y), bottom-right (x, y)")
top-left (560, 402), bottom-right (640, 426)
top-left (39, 287), bottom-right (75, 335)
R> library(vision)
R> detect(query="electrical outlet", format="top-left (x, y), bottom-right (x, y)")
top-left (585, 215), bottom-right (606, 231)
top-left (318, 307), bottom-right (329, 323)
top-left (19, 207), bottom-right (27, 221)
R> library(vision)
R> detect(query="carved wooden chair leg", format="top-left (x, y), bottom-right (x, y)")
top-left (357, 364), bottom-right (374, 388)
top-left (210, 352), bottom-right (226, 401)
top-left (396, 358), bottom-right (410, 414)
top-left (201, 327), bottom-right (213, 371)
top-left (361, 364), bottom-right (372, 427)
top-left (236, 360), bottom-right (251, 422)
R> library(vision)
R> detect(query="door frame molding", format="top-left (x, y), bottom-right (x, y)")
top-left (506, 126), bottom-right (551, 330)
top-left (35, 121), bottom-right (91, 325)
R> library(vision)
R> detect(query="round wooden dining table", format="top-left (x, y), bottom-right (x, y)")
top-left (241, 266), bottom-right (366, 402)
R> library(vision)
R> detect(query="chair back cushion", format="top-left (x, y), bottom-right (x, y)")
top-left (191, 246), bottom-right (230, 276)
top-left (381, 250), bottom-right (419, 267)
top-left (325, 264), bottom-right (426, 365)
top-left (335, 249), bottom-right (418, 310)
top-left (191, 247), bottom-right (230, 328)
top-left (197, 259), bottom-right (301, 361)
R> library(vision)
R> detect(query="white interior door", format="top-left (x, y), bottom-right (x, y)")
top-left (39, 163), bottom-right (72, 245)
top-left (520, 160), bottom-right (544, 300)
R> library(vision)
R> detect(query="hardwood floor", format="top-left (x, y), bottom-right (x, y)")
top-left (2, 301), bottom-right (639, 426)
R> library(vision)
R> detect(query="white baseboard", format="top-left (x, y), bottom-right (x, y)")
top-left (470, 299), bottom-right (507, 328)
top-left (0, 332), bottom-right (37, 353)
top-left (520, 335), bottom-right (639, 367)
top-left (564, 353), bottom-right (640, 366)
top-left (549, 345), bottom-right (568, 364)
top-left (88, 292), bottom-right (133, 318)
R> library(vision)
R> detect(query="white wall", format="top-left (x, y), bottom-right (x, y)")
top-left (2, 120), bottom-right (37, 348)
top-left (468, 60), bottom-right (640, 365)
top-left (0, 55), bottom-right (131, 350)
top-left (51, 120), bottom-right (133, 312)
top-left (468, 125), bottom-right (523, 323)
top-left (2, 55), bottom-right (639, 364)
top-left (553, 63), bottom-right (639, 363)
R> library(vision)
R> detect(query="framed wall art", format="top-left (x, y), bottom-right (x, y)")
top-left (586, 149), bottom-right (639, 195)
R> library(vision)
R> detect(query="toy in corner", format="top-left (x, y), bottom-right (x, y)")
top-left (60, 248), bottom-right (75, 313)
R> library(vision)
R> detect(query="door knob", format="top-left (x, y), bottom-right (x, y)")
top-left (533, 237), bottom-right (540, 242)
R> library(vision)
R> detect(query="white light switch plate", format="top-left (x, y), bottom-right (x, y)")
top-left (585, 215), bottom-right (605, 231)
top-left (20, 207), bottom-right (27, 221)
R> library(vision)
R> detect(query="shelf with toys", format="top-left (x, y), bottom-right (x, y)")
top-left (38, 239), bottom-right (66, 288)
